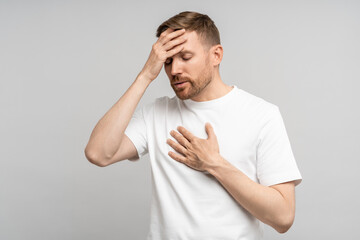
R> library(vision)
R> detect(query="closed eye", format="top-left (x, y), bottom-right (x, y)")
top-left (165, 56), bottom-right (191, 65)
top-left (165, 58), bottom-right (172, 65)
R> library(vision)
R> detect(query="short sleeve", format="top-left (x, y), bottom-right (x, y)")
top-left (256, 106), bottom-right (302, 186)
top-left (124, 106), bottom-right (148, 160)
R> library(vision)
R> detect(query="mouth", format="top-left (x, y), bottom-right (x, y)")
top-left (172, 81), bottom-right (188, 89)
top-left (173, 81), bottom-right (187, 85)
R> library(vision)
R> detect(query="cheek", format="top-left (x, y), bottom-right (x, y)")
top-left (190, 61), bottom-right (207, 75)
top-left (184, 60), bottom-right (200, 73)
top-left (164, 65), bottom-right (172, 77)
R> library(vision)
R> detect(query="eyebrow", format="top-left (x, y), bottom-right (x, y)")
top-left (179, 50), bottom-right (195, 54)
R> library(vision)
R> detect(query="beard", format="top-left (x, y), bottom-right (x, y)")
top-left (171, 65), bottom-right (213, 100)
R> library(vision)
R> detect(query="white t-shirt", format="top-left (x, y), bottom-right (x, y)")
top-left (125, 85), bottom-right (302, 240)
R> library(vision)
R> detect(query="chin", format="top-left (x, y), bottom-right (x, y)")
top-left (175, 89), bottom-right (200, 100)
top-left (176, 95), bottom-right (190, 100)
top-left (171, 81), bottom-right (201, 100)
top-left (174, 91), bottom-right (190, 100)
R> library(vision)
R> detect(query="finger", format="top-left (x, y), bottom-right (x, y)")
top-left (177, 126), bottom-right (195, 142)
top-left (170, 130), bottom-right (190, 149)
top-left (168, 150), bottom-right (187, 164)
top-left (160, 28), bottom-right (185, 45)
top-left (158, 28), bottom-right (174, 43)
top-left (165, 29), bottom-right (185, 42)
top-left (159, 27), bottom-right (174, 38)
top-left (166, 138), bottom-right (187, 155)
top-left (163, 36), bottom-right (187, 51)
top-left (205, 122), bottom-right (216, 140)
top-left (166, 44), bottom-right (185, 58)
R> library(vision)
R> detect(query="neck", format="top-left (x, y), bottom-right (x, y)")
top-left (190, 71), bottom-right (233, 102)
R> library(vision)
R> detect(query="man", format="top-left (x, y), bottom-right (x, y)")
top-left (85, 11), bottom-right (302, 239)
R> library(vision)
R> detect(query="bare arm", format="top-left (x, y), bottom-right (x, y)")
top-left (207, 158), bottom-right (296, 234)
top-left (84, 75), bottom-right (151, 166)
top-left (85, 28), bottom-right (187, 167)
top-left (166, 124), bottom-right (297, 233)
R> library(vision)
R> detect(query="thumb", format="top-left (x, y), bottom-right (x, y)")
top-left (205, 122), bottom-right (215, 140)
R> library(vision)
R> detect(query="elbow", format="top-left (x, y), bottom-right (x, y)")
top-left (274, 213), bottom-right (295, 234)
top-left (84, 146), bottom-right (109, 167)
top-left (275, 224), bottom-right (292, 234)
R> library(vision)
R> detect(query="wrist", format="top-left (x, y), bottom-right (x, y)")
top-left (206, 154), bottom-right (230, 176)
top-left (136, 72), bottom-right (153, 86)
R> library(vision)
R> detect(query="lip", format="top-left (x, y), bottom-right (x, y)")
top-left (173, 81), bottom-right (187, 85)
top-left (173, 81), bottom-right (188, 89)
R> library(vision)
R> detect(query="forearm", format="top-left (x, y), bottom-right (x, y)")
top-left (207, 155), bottom-right (295, 233)
top-left (86, 28), bottom-right (188, 165)
top-left (85, 73), bottom-right (151, 161)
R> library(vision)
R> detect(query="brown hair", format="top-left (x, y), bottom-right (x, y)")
top-left (156, 11), bottom-right (221, 49)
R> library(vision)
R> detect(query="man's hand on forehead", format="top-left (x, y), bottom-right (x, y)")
top-left (140, 27), bottom-right (187, 82)
top-left (158, 28), bottom-right (187, 51)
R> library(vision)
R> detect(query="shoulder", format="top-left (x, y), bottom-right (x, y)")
top-left (155, 95), bottom-right (178, 104)
top-left (235, 87), bottom-right (280, 118)
top-left (140, 95), bottom-right (178, 114)
top-left (153, 95), bottom-right (179, 109)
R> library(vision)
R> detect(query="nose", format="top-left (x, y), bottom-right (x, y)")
top-left (170, 58), bottom-right (182, 76)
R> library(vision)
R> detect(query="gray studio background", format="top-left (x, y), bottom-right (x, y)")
top-left (1, 0), bottom-right (359, 239)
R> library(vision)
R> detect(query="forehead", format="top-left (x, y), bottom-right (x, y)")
top-left (180, 31), bottom-right (205, 53)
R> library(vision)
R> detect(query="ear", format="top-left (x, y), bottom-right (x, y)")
top-left (211, 44), bottom-right (223, 67)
